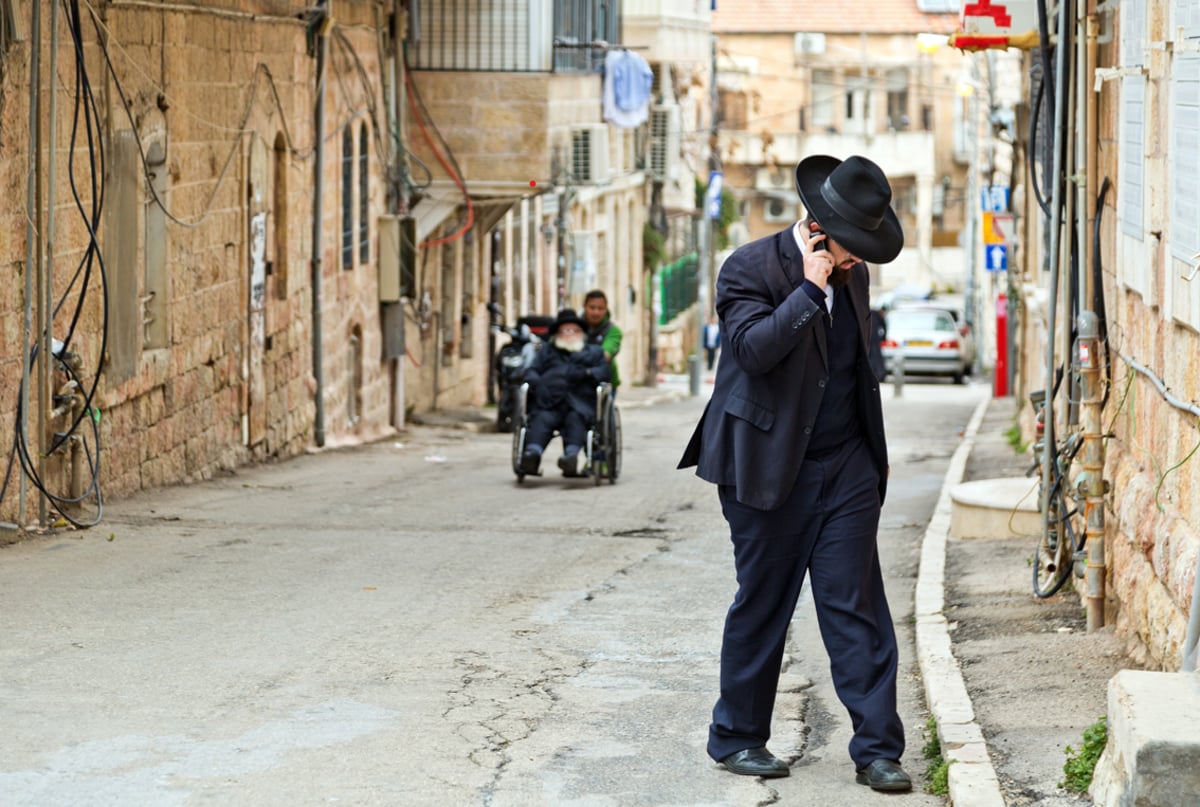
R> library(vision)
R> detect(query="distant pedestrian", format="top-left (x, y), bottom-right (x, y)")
top-left (678, 154), bottom-right (912, 792)
top-left (583, 289), bottom-right (622, 397)
top-left (703, 316), bottom-right (721, 371)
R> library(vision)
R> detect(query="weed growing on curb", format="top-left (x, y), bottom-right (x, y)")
top-left (1004, 422), bottom-right (1028, 454)
top-left (1062, 717), bottom-right (1107, 793)
top-left (922, 715), bottom-right (951, 796)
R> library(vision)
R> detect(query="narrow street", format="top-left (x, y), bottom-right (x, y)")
top-left (1, 382), bottom-right (985, 805)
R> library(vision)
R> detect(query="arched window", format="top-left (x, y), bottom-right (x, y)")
top-left (341, 126), bottom-right (354, 270)
top-left (358, 123), bottom-right (370, 263)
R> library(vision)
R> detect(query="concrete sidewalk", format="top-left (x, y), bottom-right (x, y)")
top-left (918, 393), bottom-right (1140, 806)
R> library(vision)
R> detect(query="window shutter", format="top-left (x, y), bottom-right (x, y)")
top-left (1170, 54), bottom-right (1200, 263)
top-left (1120, 75), bottom-right (1145, 240)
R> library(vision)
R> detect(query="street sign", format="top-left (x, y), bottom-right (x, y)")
top-left (982, 212), bottom-right (1013, 245)
top-left (986, 243), bottom-right (1008, 272)
top-left (981, 185), bottom-right (1009, 212)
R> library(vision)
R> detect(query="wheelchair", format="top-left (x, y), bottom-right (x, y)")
top-left (510, 381), bottom-right (622, 485)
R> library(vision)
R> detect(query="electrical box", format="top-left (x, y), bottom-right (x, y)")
top-left (378, 214), bottom-right (416, 302)
top-left (378, 215), bottom-right (401, 302)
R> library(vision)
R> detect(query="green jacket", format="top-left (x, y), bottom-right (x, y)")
top-left (587, 315), bottom-right (623, 388)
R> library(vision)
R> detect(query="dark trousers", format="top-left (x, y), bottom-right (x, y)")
top-left (525, 406), bottom-right (587, 455)
top-left (705, 346), bottom-right (718, 370)
top-left (708, 436), bottom-right (903, 768)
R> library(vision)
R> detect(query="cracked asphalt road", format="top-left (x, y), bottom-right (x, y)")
top-left (0, 383), bottom-right (984, 805)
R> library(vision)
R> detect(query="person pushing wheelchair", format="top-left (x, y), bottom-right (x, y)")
top-left (518, 308), bottom-right (611, 477)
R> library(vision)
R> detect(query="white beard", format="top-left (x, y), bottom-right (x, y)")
top-left (555, 336), bottom-right (585, 352)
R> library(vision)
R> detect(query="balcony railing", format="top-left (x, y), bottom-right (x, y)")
top-left (409, 0), bottom-right (621, 73)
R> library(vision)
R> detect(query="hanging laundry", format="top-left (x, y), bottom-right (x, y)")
top-left (602, 50), bottom-right (654, 128)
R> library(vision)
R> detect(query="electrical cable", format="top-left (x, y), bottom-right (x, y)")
top-left (1093, 177), bottom-right (1112, 408)
top-left (403, 54), bottom-right (474, 247)
top-left (1, 0), bottom-right (106, 525)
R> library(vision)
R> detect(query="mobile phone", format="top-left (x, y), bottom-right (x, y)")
top-left (810, 224), bottom-right (826, 252)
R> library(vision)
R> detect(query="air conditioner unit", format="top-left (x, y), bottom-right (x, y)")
top-left (648, 104), bottom-right (681, 182)
top-left (755, 166), bottom-right (793, 193)
top-left (571, 124), bottom-right (609, 184)
top-left (794, 32), bottom-right (826, 55)
top-left (763, 194), bottom-right (797, 223)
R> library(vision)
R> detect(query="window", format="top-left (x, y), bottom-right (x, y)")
top-left (886, 69), bottom-right (909, 130)
top-left (719, 89), bottom-right (748, 130)
top-left (341, 127), bottom-right (354, 270)
top-left (844, 74), bottom-right (871, 134)
top-left (553, 0), bottom-right (622, 72)
top-left (811, 70), bottom-right (835, 130)
top-left (1118, 0), bottom-right (1146, 244)
top-left (1169, 54), bottom-right (1200, 263)
top-left (358, 124), bottom-right (369, 263)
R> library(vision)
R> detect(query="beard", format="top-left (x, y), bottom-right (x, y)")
top-left (555, 336), bottom-right (585, 352)
top-left (828, 264), bottom-right (854, 288)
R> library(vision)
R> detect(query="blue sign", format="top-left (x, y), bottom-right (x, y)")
top-left (706, 171), bottom-right (724, 220)
top-left (986, 244), bottom-right (1008, 272)
top-left (981, 185), bottom-right (1009, 213)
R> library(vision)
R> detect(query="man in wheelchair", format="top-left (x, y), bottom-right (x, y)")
top-left (517, 308), bottom-right (611, 477)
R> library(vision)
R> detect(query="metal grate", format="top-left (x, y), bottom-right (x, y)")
top-left (409, 0), bottom-right (620, 73)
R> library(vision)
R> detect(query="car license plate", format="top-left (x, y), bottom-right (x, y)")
top-left (906, 339), bottom-right (933, 347)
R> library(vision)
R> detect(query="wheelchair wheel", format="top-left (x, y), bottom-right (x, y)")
top-left (511, 383), bottom-right (528, 482)
top-left (607, 405), bottom-right (622, 484)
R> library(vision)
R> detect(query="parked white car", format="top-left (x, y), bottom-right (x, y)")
top-left (881, 305), bottom-right (976, 384)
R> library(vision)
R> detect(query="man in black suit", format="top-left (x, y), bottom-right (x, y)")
top-left (679, 155), bottom-right (912, 792)
top-left (519, 309), bottom-right (611, 477)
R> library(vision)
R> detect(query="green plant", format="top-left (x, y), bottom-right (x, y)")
top-left (1004, 422), bottom-right (1028, 454)
top-left (922, 715), bottom-right (951, 796)
top-left (643, 222), bottom-right (667, 271)
top-left (1062, 717), bottom-right (1107, 793)
top-left (693, 177), bottom-right (740, 251)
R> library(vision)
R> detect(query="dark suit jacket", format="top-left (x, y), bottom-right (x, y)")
top-left (524, 343), bottom-right (611, 420)
top-left (678, 226), bottom-right (889, 511)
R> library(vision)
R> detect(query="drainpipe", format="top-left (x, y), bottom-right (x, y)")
top-left (1183, 550), bottom-right (1200, 671)
top-left (310, 2), bottom-right (330, 447)
top-left (1077, 311), bottom-right (1106, 630)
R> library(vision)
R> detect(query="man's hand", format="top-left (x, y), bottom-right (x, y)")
top-left (802, 225), bottom-right (833, 289)
top-left (569, 365), bottom-right (590, 382)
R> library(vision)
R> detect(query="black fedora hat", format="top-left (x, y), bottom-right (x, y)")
top-left (548, 308), bottom-right (588, 335)
top-left (794, 154), bottom-right (904, 264)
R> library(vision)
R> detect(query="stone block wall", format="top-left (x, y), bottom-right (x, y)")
top-left (0, 0), bottom-right (397, 524)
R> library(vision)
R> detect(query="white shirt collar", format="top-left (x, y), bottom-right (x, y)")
top-left (791, 222), bottom-right (834, 313)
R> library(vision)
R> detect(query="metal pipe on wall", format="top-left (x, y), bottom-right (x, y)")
top-left (310, 3), bottom-right (330, 447)
top-left (1077, 311), bottom-right (1105, 630)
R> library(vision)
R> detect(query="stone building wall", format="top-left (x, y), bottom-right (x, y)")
top-left (0, 0), bottom-right (397, 524)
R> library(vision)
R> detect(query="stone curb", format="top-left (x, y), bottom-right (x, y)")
top-left (915, 395), bottom-right (1006, 807)
top-left (618, 389), bottom-right (689, 410)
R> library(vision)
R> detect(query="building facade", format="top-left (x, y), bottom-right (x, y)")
top-left (1002, 0), bottom-right (1199, 669)
top-left (711, 0), bottom-right (969, 295)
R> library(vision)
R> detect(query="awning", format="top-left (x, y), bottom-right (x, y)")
top-left (410, 181), bottom-right (541, 244)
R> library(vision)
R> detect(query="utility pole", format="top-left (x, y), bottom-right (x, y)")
top-left (691, 34), bottom-right (720, 396)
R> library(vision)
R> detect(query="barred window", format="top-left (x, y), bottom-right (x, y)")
top-left (341, 127), bottom-right (354, 270)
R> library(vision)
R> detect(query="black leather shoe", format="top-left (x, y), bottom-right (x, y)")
top-left (557, 453), bottom-right (581, 476)
top-left (718, 747), bottom-right (790, 778)
top-left (855, 759), bottom-right (912, 792)
top-left (519, 451), bottom-right (541, 475)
